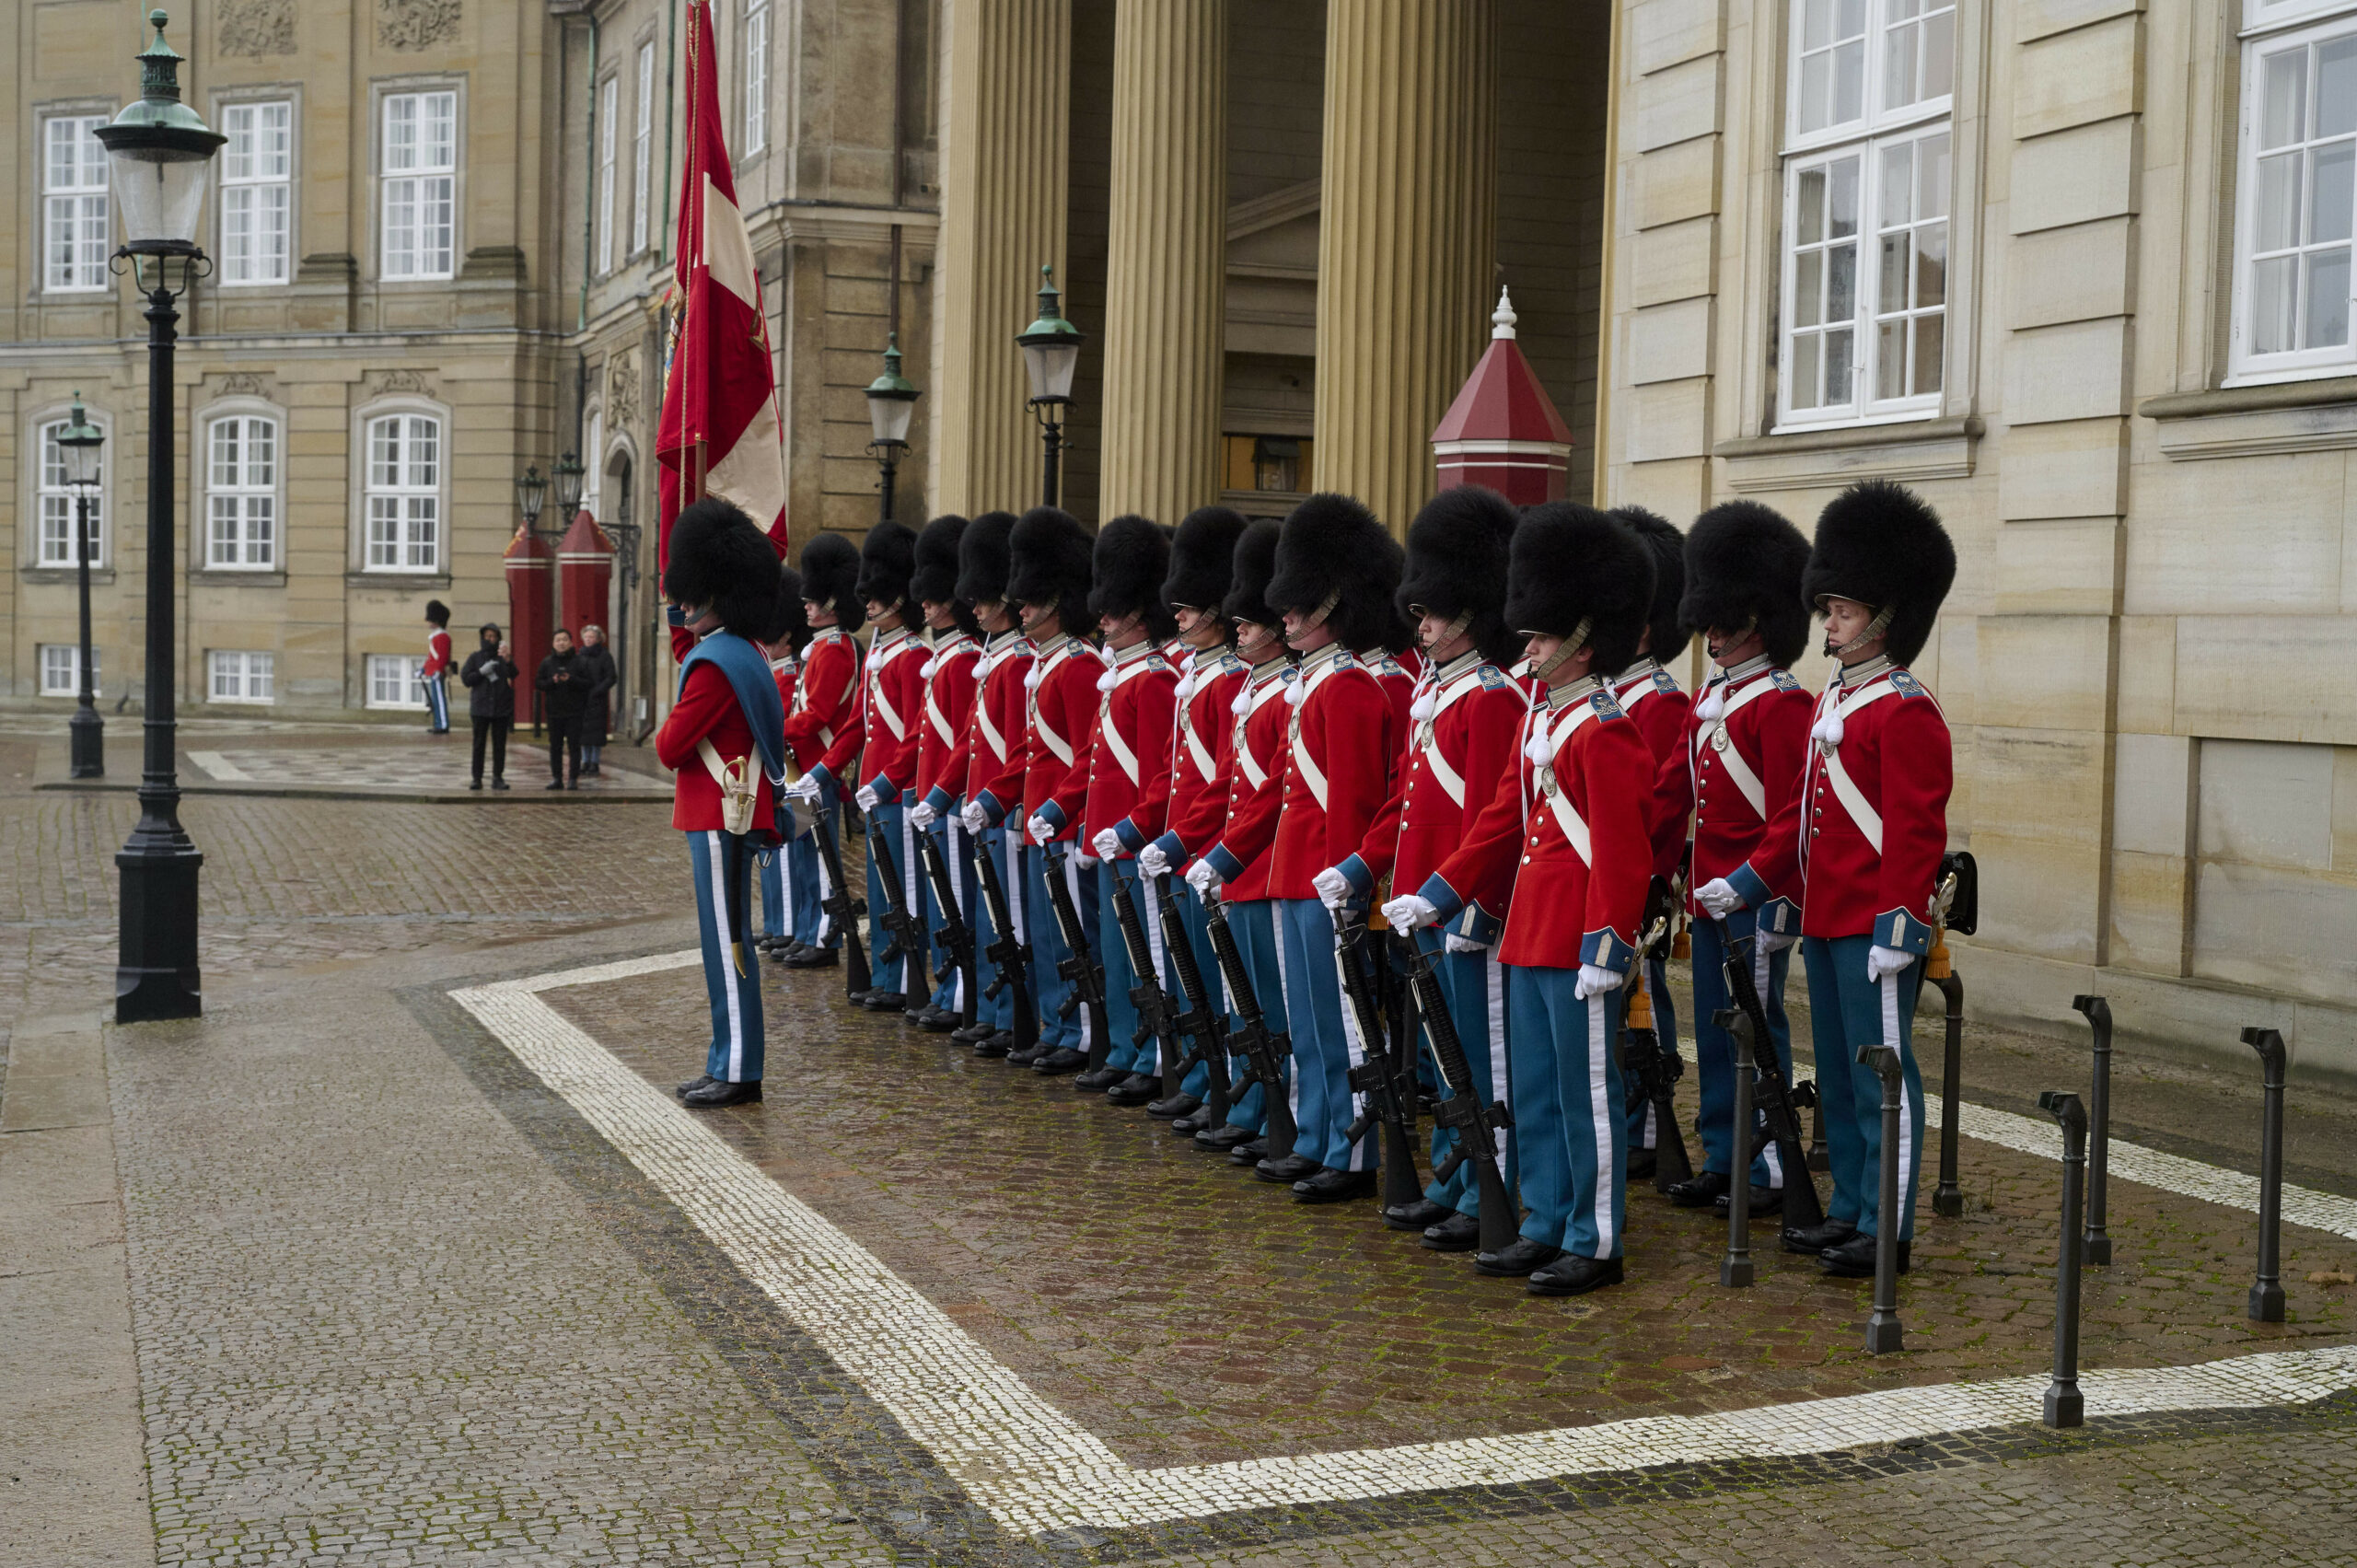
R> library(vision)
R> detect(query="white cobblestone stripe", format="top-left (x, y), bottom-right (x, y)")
top-left (459, 958), bottom-right (2357, 1538)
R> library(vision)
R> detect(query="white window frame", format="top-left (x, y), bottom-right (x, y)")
top-left (633, 42), bottom-right (656, 256)
top-left (204, 406), bottom-right (281, 570)
top-left (208, 650), bottom-right (277, 704)
top-left (744, 0), bottom-right (771, 157)
top-left (583, 406), bottom-right (605, 519)
top-left (596, 74), bottom-right (620, 273)
top-left (39, 644), bottom-right (99, 698)
top-left (219, 99), bottom-right (294, 286)
top-left (366, 653), bottom-right (428, 710)
top-left (34, 411), bottom-right (108, 569)
top-left (43, 114), bottom-right (111, 293)
top-left (359, 405), bottom-right (445, 574)
top-left (379, 88), bottom-right (458, 281)
top-left (2229, 4), bottom-right (2357, 384)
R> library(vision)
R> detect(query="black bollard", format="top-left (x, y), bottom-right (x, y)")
top-left (1717, 1006), bottom-right (1755, 1288)
top-left (2037, 1090), bottom-right (2089, 1427)
top-left (2242, 1027), bottom-right (2289, 1323)
top-left (1859, 1042), bottom-right (1906, 1353)
top-left (2073, 995), bottom-right (2113, 1265)
top-left (1929, 946), bottom-right (1965, 1217)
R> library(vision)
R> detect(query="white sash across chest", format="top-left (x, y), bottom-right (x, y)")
top-left (1287, 655), bottom-right (1355, 809)
top-left (1809, 678), bottom-right (1901, 855)
top-left (1692, 673), bottom-right (1782, 819)
top-left (1533, 698), bottom-right (1606, 865)
top-left (1416, 669), bottom-right (1489, 807)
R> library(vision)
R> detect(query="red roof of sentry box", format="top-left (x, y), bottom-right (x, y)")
top-left (1430, 288), bottom-right (1573, 447)
top-left (557, 506), bottom-right (613, 558)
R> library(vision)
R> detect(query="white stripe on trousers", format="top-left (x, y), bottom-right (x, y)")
top-left (1587, 991), bottom-right (1616, 1258)
top-left (1331, 917), bottom-right (1374, 1172)
top-left (706, 830), bottom-right (747, 1081)
top-left (1882, 968), bottom-right (1915, 1223)
top-left (1270, 907), bottom-right (1300, 1121)
top-left (1485, 947), bottom-right (1508, 1165)
top-left (1757, 935), bottom-right (1783, 1189)
top-left (945, 818), bottom-right (968, 1009)
top-left (1063, 853), bottom-right (1093, 1050)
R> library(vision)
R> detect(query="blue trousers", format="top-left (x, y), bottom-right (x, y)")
top-left (789, 828), bottom-right (829, 946)
top-left (1275, 898), bottom-right (1371, 1173)
top-left (970, 827), bottom-right (1021, 1034)
top-left (1097, 859), bottom-right (1165, 1075)
top-left (920, 811), bottom-right (972, 1016)
top-left (1689, 918), bottom-right (1794, 1187)
top-left (422, 671), bottom-right (449, 731)
top-left (761, 850), bottom-right (787, 939)
top-left (1221, 898), bottom-right (1283, 1133)
top-left (1023, 842), bottom-right (1099, 1053)
top-left (1804, 935), bottom-right (1925, 1240)
top-left (1626, 956), bottom-right (1680, 1149)
top-left (1156, 882), bottom-right (1216, 1099)
top-left (1420, 934), bottom-right (1509, 1218)
top-left (862, 799), bottom-right (922, 994)
top-left (687, 829), bottom-right (764, 1083)
top-left (1506, 963), bottom-right (1625, 1257)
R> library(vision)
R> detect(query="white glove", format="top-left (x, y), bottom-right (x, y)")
top-left (1185, 860), bottom-right (1222, 898)
top-left (1695, 877), bottom-right (1746, 918)
top-left (1760, 928), bottom-right (1801, 956)
top-left (908, 800), bottom-right (937, 830)
top-left (1575, 962), bottom-right (1628, 1001)
top-left (1381, 893), bottom-right (1438, 935)
top-left (1074, 853), bottom-right (1099, 872)
top-left (1092, 828), bottom-right (1125, 861)
top-left (1444, 932), bottom-right (1487, 955)
top-left (785, 774), bottom-right (823, 803)
top-left (1028, 814), bottom-right (1056, 846)
top-left (1866, 944), bottom-right (1917, 982)
top-left (960, 799), bottom-right (991, 835)
top-left (1137, 843), bottom-right (1172, 879)
top-left (1312, 865), bottom-right (1355, 911)
top-left (854, 784), bottom-right (882, 812)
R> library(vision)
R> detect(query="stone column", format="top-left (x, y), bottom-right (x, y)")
top-left (1310, 0), bottom-right (1497, 532)
top-left (932, 0), bottom-right (1072, 517)
top-left (1097, 0), bottom-right (1228, 522)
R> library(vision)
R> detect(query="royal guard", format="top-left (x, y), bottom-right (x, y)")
top-left (757, 564), bottom-right (813, 958)
top-left (941, 513), bottom-right (1035, 1056)
top-left (1144, 519), bottom-right (1297, 1155)
top-left (1705, 480), bottom-right (1956, 1278)
top-left (906, 515), bottom-right (981, 1033)
top-left (1122, 506), bottom-right (1251, 1125)
top-left (1609, 505), bottom-right (1696, 1175)
top-left (420, 598), bottom-right (454, 734)
top-left (1386, 503), bottom-right (1657, 1295)
top-left (846, 520), bottom-right (925, 1012)
top-left (778, 533), bottom-right (865, 968)
top-left (654, 499), bottom-right (789, 1109)
top-left (991, 506), bottom-right (1102, 1074)
top-left (1190, 494), bottom-right (1403, 1204)
top-left (1324, 485), bottom-right (1526, 1249)
top-left (1652, 502), bottom-right (1816, 1215)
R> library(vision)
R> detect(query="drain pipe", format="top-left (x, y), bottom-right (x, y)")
top-left (579, 9), bottom-right (600, 334)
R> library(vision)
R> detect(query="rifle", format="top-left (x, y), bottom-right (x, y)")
top-left (1202, 889), bottom-right (1296, 1162)
top-left (1337, 912), bottom-right (1422, 1211)
top-left (864, 806), bottom-right (930, 998)
top-left (913, 823), bottom-right (979, 1031)
top-left (1626, 875), bottom-right (1695, 1192)
top-left (1154, 871), bottom-right (1231, 1127)
top-left (1039, 841), bottom-right (1112, 1071)
top-left (1107, 865), bottom-right (1184, 1095)
top-left (968, 833), bottom-right (1039, 1053)
top-left (1404, 927), bottom-right (1516, 1254)
top-left (1713, 914), bottom-right (1826, 1231)
top-left (807, 805), bottom-right (873, 998)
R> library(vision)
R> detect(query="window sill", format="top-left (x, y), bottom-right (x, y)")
top-left (346, 570), bottom-right (450, 589)
top-left (2140, 377), bottom-right (2357, 460)
top-left (1713, 415), bottom-right (1981, 494)
top-left (195, 568), bottom-right (287, 587)
top-left (21, 566), bottom-right (116, 586)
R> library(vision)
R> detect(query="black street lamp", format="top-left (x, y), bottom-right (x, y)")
top-left (516, 463), bottom-right (549, 536)
top-left (552, 450), bottom-right (586, 535)
top-left (96, 8), bottom-right (223, 1025)
top-left (864, 331), bottom-right (921, 522)
top-left (55, 393), bottom-right (106, 780)
top-left (1016, 263), bottom-right (1085, 509)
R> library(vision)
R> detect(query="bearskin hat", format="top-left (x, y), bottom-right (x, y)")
top-left (1163, 505), bottom-right (1248, 613)
top-left (854, 518), bottom-right (918, 617)
top-left (764, 563), bottom-right (813, 654)
top-left (424, 598), bottom-right (451, 627)
top-left (1265, 492), bottom-right (1404, 653)
top-left (956, 509), bottom-right (1018, 608)
top-left (662, 496), bottom-right (782, 639)
top-left (1612, 505), bottom-right (1690, 666)
top-left (796, 531), bottom-right (866, 633)
top-left (1005, 505), bottom-right (1096, 627)
top-left (1399, 485), bottom-right (1521, 668)
top-left (1086, 513), bottom-right (1178, 642)
top-left (1222, 518), bottom-right (1285, 633)
top-left (1504, 502), bottom-right (1655, 679)
top-left (1679, 500), bottom-right (1813, 668)
top-left (1801, 479), bottom-right (1956, 666)
top-left (911, 514), bottom-right (969, 607)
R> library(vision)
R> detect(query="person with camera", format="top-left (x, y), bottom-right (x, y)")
top-left (459, 622), bottom-right (517, 790)
top-left (536, 629), bottom-right (589, 790)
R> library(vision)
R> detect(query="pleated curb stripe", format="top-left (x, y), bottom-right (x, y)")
top-left (454, 953), bottom-right (2357, 1539)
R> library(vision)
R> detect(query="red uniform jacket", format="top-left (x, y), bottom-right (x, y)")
top-left (423, 627), bottom-right (452, 679)
top-left (912, 630), bottom-right (981, 804)
top-left (1361, 646), bottom-right (1422, 738)
top-left (770, 652), bottom-right (801, 727)
top-left (1649, 656), bottom-right (1814, 934)
top-left (1042, 640), bottom-right (1176, 850)
top-left (1013, 633), bottom-right (1101, 842)
top-left (931, 630), bottom-right (1031, 817)
top-left (1122, 645), bottom-right (1248, 856)
top-left (1421, 676), bottom-right (1655, 973)
top-left (657, 657), bottom-right (780, 834)
top-left (1337, 650), bottom-right (1527, 942)
top-left (1739, 658), bottom-right (1952, 952)
top-left (1202, 643), bottom-right (1399, 901)
top-left (1161, 655), bottom-right (1295, 902)
top-left (853, 626), bottom-right (926, 802)
top-left (783, 627), bottom-right (863, 783)
top-left (1613, 659), bottom-right (1692, 770)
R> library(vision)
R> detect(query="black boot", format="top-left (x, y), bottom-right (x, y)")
top-left (1032, 1047), bottom-right (1089, 1075)
top-left (1195, 1124), bottom-right (1255, 1154)
top-left (1382, 1197), bottom-right (1454, 1233)
top-left (676, 1073), bottom-right (714, 1098)
top-left (1782, 1216), bottom-right (1859, 1256)
top-left (1422, 1212), bottom-right (1482, 1252)
top-left (1473, 1237), bottom-right (1563, 1278)
top-left (1144, 1091), bottom-right (1201, 1120)
top-left (1714, 1183), bottom-right (1784, 1217)
top-left (1626, 1147), bottom-right (1657, 1181)
top-left (1105, 1073), bottom-right (1159, 1107)
top-left (973, 1031), bottom-right (1015, 1059)
top-left (783, 946), bottom-right (839, 970)
top-left (681, 1078), bottom-right (763, 1109)
top-left (1819, 1232), bottom-right (1909, 1278)
top-left (861, 991), bottom-right (908, 1012)
top-left (1253, 1152), bottom-right (1320, 1185)
top-left (1073, 1064), bottom-right (1126, 1091)
top-left (1294, 1168), bottom-right (1375, 1204)
top-left (1527, 1254), bottom-right (1625, 1296)
top-left (1228, 1137), bottom-right (1268, 1166)
top-left (1666, 1169), bottom-right (1732, 1209)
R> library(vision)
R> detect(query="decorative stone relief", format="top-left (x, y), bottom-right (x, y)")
top-left (369, 369), bottom-right (432, 397)
top-left (377, 0), bottom-right (460, 52)
top-left (219, 0), bottom-right (295, 58)
top-left (215, 373), bottom-right (275, 400)
top-left (607, 351), bottom-right (641, 426)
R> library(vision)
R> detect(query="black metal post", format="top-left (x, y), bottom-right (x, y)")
top-left (115, 271), bottom-right (203, 1023)
top-left (1038, 408), bottom-right (1063, 509)
top-left (1931, 958), bottom-right (1965, 1217)
top-left (2244, 1026), bottom-right (2288, 1323)
top-left (70, 488), bottom-right (105, 778)
top-left (2074, 994), bottom-right (2113, 1265)
top-left (877, 447), bottom-right (900, 522)
top-left (2038, 1089), bottom-right (2088, 1428)
top-left (1861, 1042), bottom-right (1905, 1353)
top-left (1717, 1006), bottom-right (1755, 1288)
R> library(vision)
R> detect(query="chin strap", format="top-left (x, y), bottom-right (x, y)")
top-left (1825, 602), bottom-right (1896, 659)
top-left (1429, 608), bottom-right (1474, 654)
top-left (1529, 616), bottom-right (1593, 683)
top-left (1301, 586), bottom-right (1342, 633)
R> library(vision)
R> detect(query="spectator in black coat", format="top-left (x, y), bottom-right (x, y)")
top-left (459, 623), bottom-right (518, 790)
top-left (575, 623), bottom-right (620, 777)
top-left (536, 630), bottom-right (589, 790)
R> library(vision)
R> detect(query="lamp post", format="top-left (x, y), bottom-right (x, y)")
top-left (864, 331), bottom-right (921, 522)
top-left (1016, 263), bottom-right (1085, 508)
top-left (552, 450), bottom-right (586, 535)
top-left (96, 8), bottom-right (223, 1025)
top-left (56, 394), bottom-right (106, 780)
top-left (516, 462), bottom-right (549, 536)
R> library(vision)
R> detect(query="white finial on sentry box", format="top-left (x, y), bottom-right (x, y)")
top-left (1492, 286), bottom-right (1518, 341)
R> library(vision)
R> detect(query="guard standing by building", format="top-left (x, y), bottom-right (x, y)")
top-left (1387, 503), bottom-right (1657, 1295)
top-left (941, 513), bottom-right (1033, 1055)
top-left (848, 520), bottom-right (925, 1012)
top-left (780, 533), bottom-right (866, 967)
top-left (758, 565), bottom-right (813, 957)
top-left (907, 515), bottom-right (981, 1031)
top-left (421, 599), bottom-right (454, 734)
top-left (1705, 480), bottom-right (1956, 1278)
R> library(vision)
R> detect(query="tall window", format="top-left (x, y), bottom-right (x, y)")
top-left (1777, 0), bottom-right (1954, 427)
top-left (381, 90), bottom-right (457, 280)
top-left (40, 645), bottom-right (99, 698)
top-left (44, 115), bottom-right (110, 292)
top-left (2234, 5), bottom-right (2357, 381)
top-left (633, 42), bottom-right (656, 255)
top-left (584, 410), bottom-right (604, 518)
top-left (221, 101), bottom-right (293, 285)
top-left (596, 75), bottom-right (620, 273)
top-left (745, 0), bottom-right (771, 156)
top-left (209, 651), bottom-right (276, 704)
top-left (207, 413), bottom-right (278, 569)
top-left (365, 412), bottom-right (440, 572)
top-left (366, 653), bottom-right (427, 709)
top-left (37, 417), bottom-right (103, 568)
